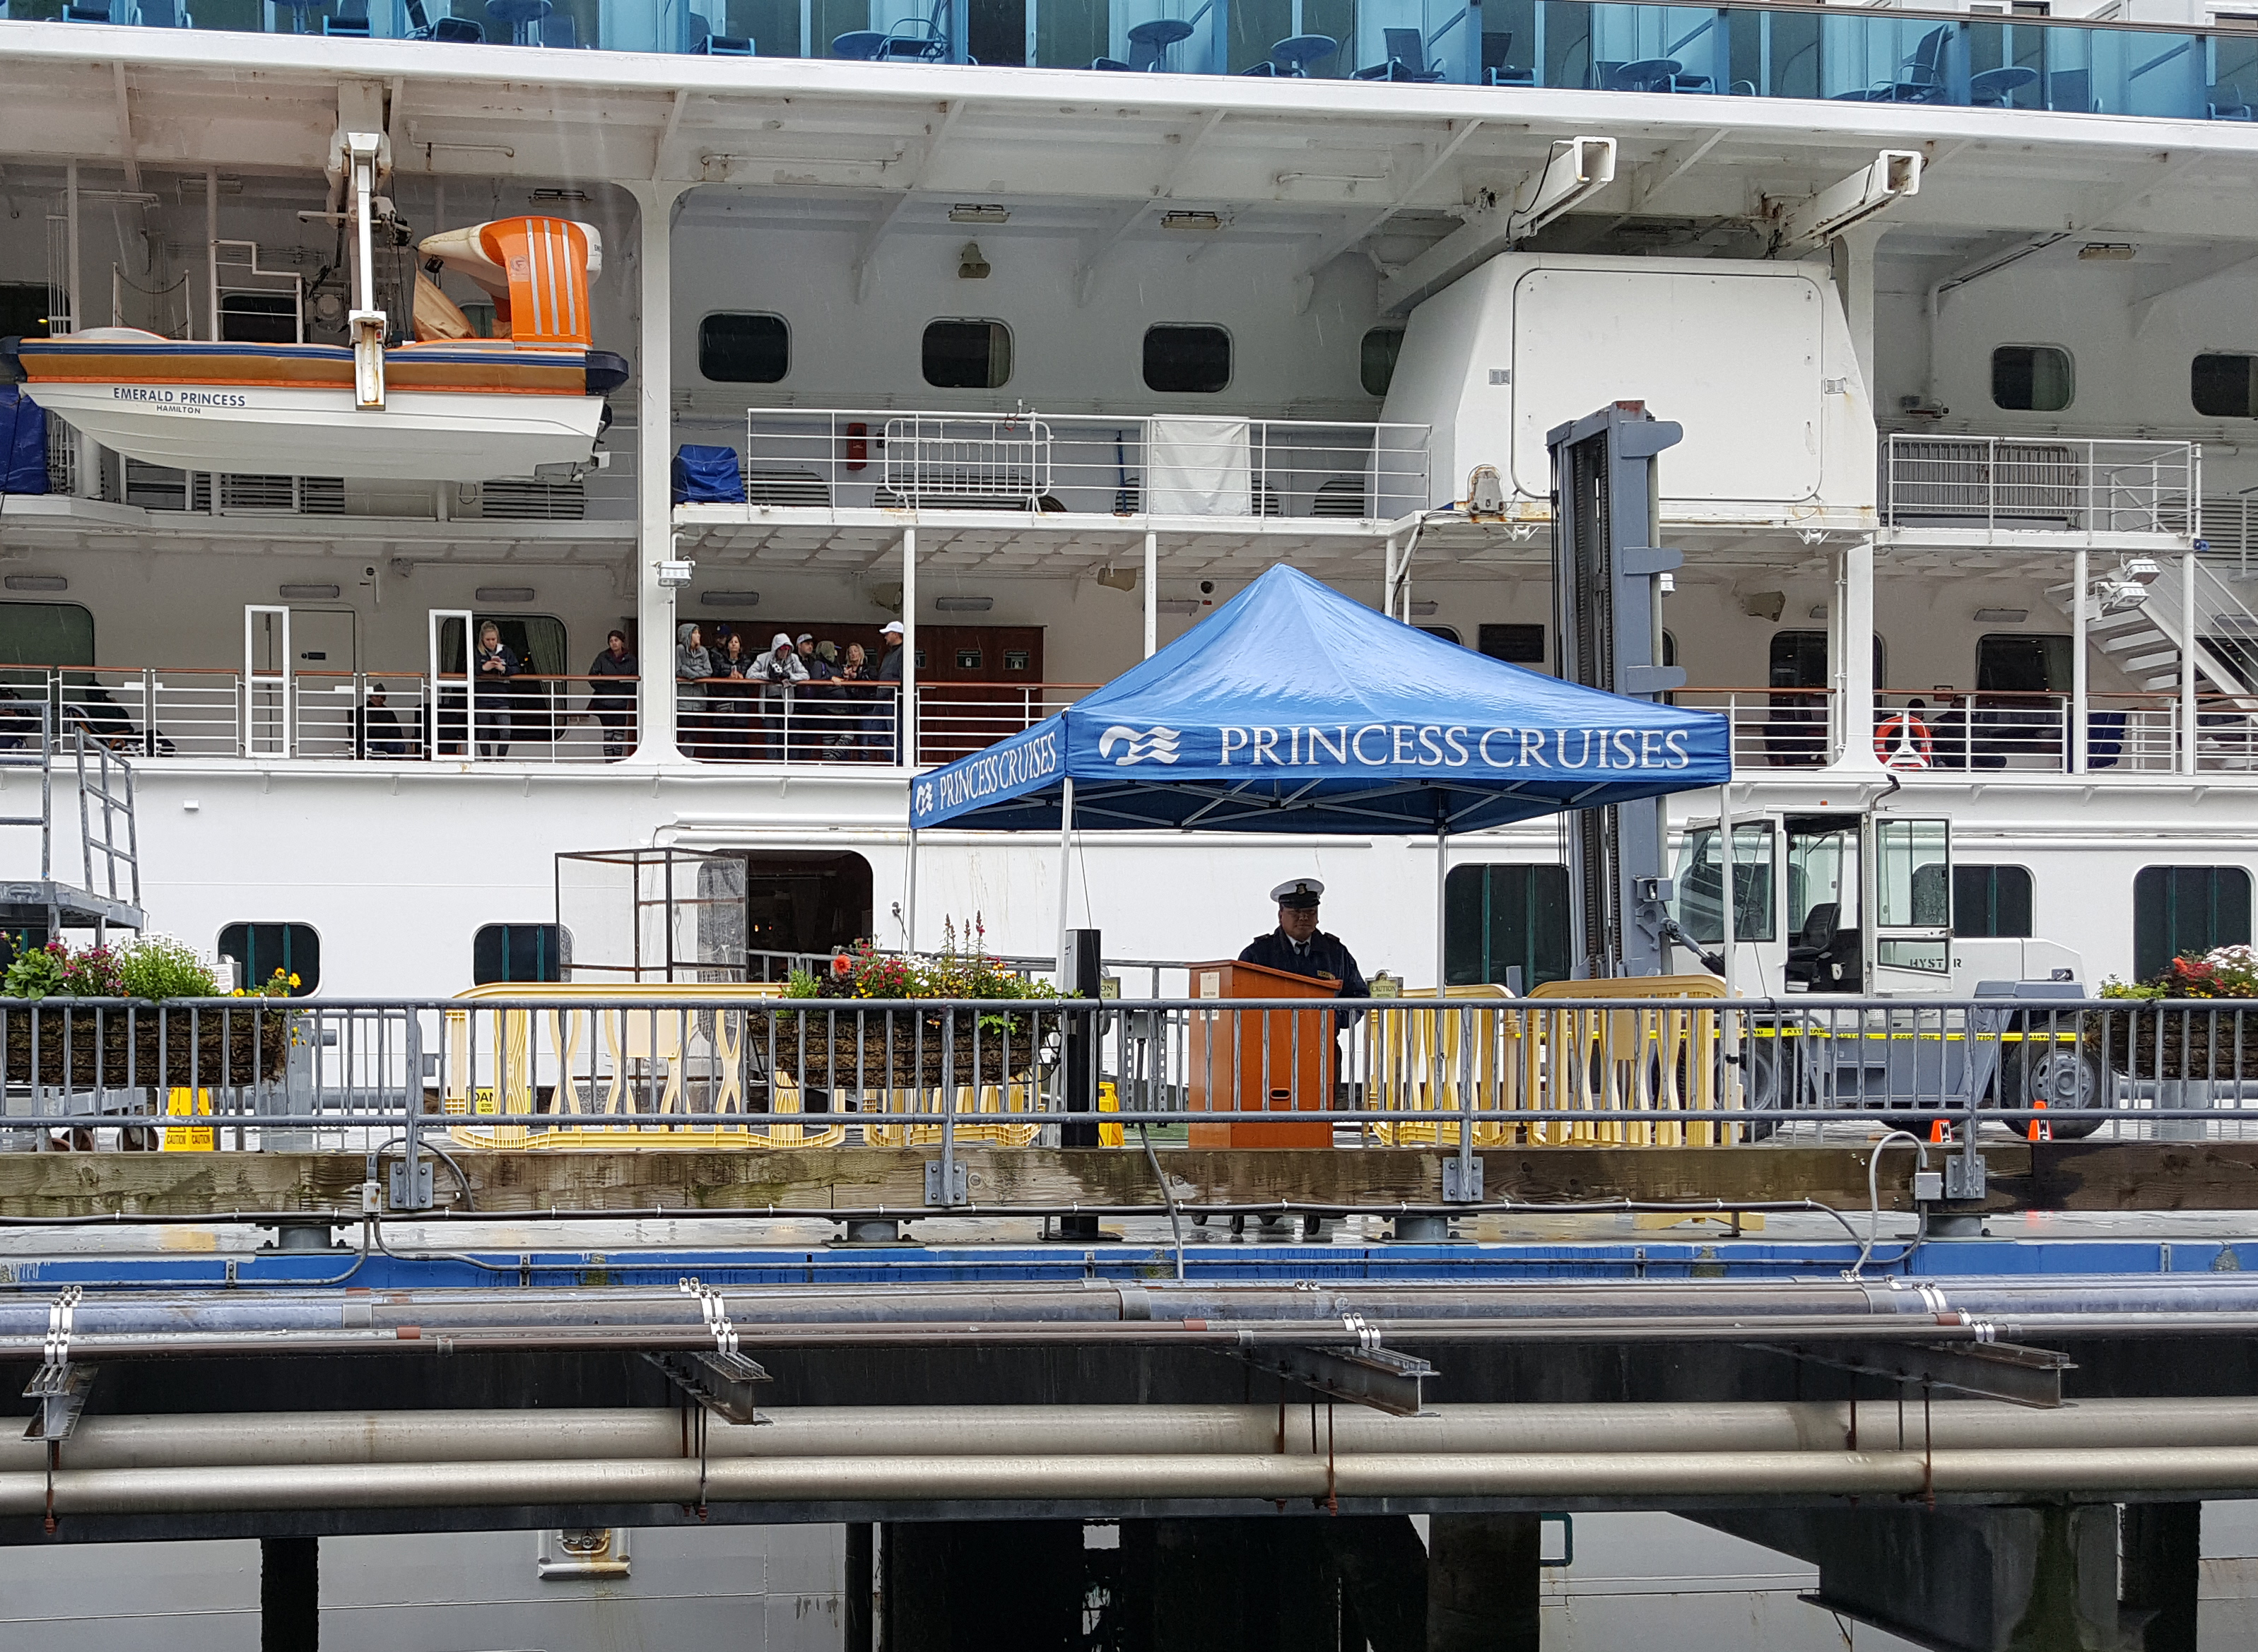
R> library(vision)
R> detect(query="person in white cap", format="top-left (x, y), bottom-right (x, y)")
top-left (1237, 877), bottom-right (1368, 998)
top-left (871, 619), bottom-right (907, 762)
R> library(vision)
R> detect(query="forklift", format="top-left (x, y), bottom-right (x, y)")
top-left (1669, 803), bottom-right (2111, 1138)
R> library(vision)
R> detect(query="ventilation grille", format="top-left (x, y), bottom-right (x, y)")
top-left (481, 479), bottom-right (587, 521)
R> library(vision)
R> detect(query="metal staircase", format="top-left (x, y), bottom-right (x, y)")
top-left (0, 704), bottom-right (146, 940)
top-left (2046, 555), bottom-right (2258, 700)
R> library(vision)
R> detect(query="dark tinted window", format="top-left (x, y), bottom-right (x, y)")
top-left (218, 923), bottom-right (321, 996)
top-left (2134, 866), bottom-right (2253, 980)
top-left (0, 284), bottom-right (47, 382)
top-left (474, 924), bottom-right (568, 984)
top-left (438, 615), bottom-right (568, 677)
top-left (698, 313), bottom-right (791, 384)
top-left (1770, 631), bottom-right (1887, 689)
top-left (2193, 353), bottom-right (2258, 418)
top-left (1991, 345), bottom-right (2073, 411)
top-left (1976, 634), bottom-right (2072, 694)
top-left (1360, 328), bottom-right (1406, 398)
top-left (1142, 325), bottom-right (1232, 394)
top-left (1953, 864), bottom-right (2034, 938)
top-left (1478, 623), bottom-right (1544, 665)
top-left (220, 293), bottom-right (298, 345)
top-left (1445, 863), bottom-right (1571, 989)
top-left (922, 319), bottom-right (1012, 389)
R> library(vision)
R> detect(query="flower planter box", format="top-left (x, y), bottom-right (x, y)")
top-left (2086, 1005), bottom-right (2258, 1080)
top-left (1, 1007), bottom-right (290, 1088)
top-left (756, 1006), bottom-right (1049, 1091)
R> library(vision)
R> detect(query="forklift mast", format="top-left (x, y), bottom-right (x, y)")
top-left (1548, 403), bottom-right (1688, 979)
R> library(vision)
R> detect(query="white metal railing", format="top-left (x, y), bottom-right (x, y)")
top-left (7, 668), bottom-right (639, 765)
top-left (732, 408), bottom-right (1431, 521)
top-left (1883, 435), bottom-right (2199, 536)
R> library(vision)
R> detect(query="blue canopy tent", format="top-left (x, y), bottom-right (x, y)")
top-left (907, 565), bottom-right (1731, 984)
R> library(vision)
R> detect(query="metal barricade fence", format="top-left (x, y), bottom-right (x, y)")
top-left (4, 993), bottom-right (2251, 1174)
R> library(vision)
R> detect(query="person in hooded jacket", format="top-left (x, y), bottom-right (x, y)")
top-left (588, 630), bottom-right (637, 760)
top-left (759, 631), bottom-right (808, 759)
top-left (675, 623), bottom-right (714, 759)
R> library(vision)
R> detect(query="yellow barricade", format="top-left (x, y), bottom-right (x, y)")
top-left (1368, 976), bottom-right (1729, 1147)
top-left (162, 1087), bottom-right (213, 1152)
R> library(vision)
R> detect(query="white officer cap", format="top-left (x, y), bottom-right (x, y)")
top-left (1270, 878), bottom-right (1324, 909)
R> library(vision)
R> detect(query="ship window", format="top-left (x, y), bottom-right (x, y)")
top-left (1953, 864), bottom-right (2034, 938)
top-left (1976, 634), bottom-right (2071, 694)
top-left (922, 319), bottom-right (1013, 389)
top-left (218, 922), bottom-right (321, 996)
top-left (474, 924), bottom-right (568, 985)
top-left (220, 293), bottom-right (298, 346)
top-left (1444, 863), bottom-right (1571, 989)
top-left (1419, 625), bottom-right (1462, 644)
top-left (1991, 345), bottom-right (2074, 412)
top-left (1360, 327), bottom-right (1406, 397)
top-left (2134, 866), bottom-right (2252, 980)
top-left (2192, 353), bottom-right (2258, 418)
top-left (699, 312), bottom-right (791, 384)
top-left (1478, 623), bottom-right (1544, 666)
top-left (0, 602), bottom-right (94, 671)
top-left (1771, 630), bottom-right (1888, 690)
top-left (438, 615), bottom-right (568, 677)
top-left (1142, 325), bottom-right (1231, 394)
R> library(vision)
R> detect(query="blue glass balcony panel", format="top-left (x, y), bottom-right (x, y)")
top-left (13, 0), bottom-right (2258, 122)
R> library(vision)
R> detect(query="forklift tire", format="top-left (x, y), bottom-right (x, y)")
top-left (1739, 1045), bottom-right (1816, 1142)
top-left (1997, 1042), bottom-right (2112, 1140)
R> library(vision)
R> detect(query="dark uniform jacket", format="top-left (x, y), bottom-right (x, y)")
top-left (1237, 929), bottom-right (1368, 1000)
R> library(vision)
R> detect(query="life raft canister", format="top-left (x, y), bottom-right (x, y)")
top-left (1874, 713), bottom-right (1934, 769)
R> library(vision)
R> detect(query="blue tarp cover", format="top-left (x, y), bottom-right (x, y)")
top-left (671, 444), bottom-right (745, 505)
top-left (910, 565), bottom-right (1730, 834)
top-left (0, 387), bottom-right (48, 496)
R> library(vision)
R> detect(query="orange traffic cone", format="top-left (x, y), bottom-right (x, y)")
top-left (2026, 1099), bottom-right (2051, 1143)
top-left (1929, 1119), bottom-right (1951, 1145)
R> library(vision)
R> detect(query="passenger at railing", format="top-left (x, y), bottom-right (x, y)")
top-left (713, 628), bottom-right (757, 760)
top-left (588, 630), bottom-right (637, 760)
top-left (796, 633), bottom-right (835, 760)
top-left (871, 619), bottom-right (905, 763)
top-left (473, 621), bottom-right (519, 759)
top-left (0, 686), bottom-right (36, 752)
top-left (353, 682), bottom-right (408, 759)
top-left (1925, 690), bottom-right (1970, 772)
top-left (675, 623), bottom-right (715, 760)
top-left (759, 631), bottom-right (808, 760)
top-left (833, 642), bottom-right (874, 758)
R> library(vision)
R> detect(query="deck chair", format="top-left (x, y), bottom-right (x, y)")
top-left (538, 8), bottom-right (577, 43)
top-left (688, 13), bottom-right (753, 51)
top-left (1482, 30), bottom-right (1531, 84)
top-left (139, 0), bottom-right (194, 23)
top-left (1840, 24), bottom-right (1948, 102)
top-left (879, 0), bottom-right (948, 59)
top-left (405, 0), bottom-right (483, 40)
top-left (60, 2), bottom-right (112, 19)
top-left (323, 0), bottom-right (368, 33)
top-left (1354, 25), bottom-right (1443, 80)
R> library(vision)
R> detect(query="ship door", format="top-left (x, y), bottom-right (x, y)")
top-left (1867, 817), bottom-right (1953, 995)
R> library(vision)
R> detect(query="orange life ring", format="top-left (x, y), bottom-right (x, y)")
top-left (1874, 713), bottom-right (1934, 769)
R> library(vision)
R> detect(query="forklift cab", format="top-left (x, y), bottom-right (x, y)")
top-left (1672, 810), bottom-right (1953, 996)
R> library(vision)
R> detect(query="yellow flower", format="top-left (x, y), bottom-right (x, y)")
top-left (288, 973), bottom-right (301, 988)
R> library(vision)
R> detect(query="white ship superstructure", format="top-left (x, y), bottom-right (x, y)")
top-left (0, 13), bottom-right (2253, 998)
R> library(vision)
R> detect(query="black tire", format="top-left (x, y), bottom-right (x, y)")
top-left (1998, 1039), bottom-right (2112, 1140)
top-left (1739, 1039), bottom-right (1815, 1141)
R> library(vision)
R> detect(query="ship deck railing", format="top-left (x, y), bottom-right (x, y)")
top-left (1881, 435), bottom-right (2199, 545)
top-left (20, 667), bottom-right (2258, 777)
top-left (25, 0), bottom-right (2258, 131)
top-left (729, 408), bottom-right (1432, 524)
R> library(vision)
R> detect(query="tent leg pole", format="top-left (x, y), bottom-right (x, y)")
top-left (1143, 530), bottom-right (1158, 659)
top-left (1434, 825), bottom-right (1447, 998)
top-left (1058, 776), bottom-right (1076, 978)
top-left (905, 827), bottom-right (918, 952)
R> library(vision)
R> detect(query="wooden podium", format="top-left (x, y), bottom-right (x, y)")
top-left (1185, 959), bottom-right (1339, 1147)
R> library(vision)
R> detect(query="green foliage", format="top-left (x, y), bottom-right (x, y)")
top-left (117, 934), bottom-right (224, 1001)
top-left (787, 916), bottom-right (1062, 1003)
top-left (2101, 946), bottom-right (2258, 1001)
top-left (2, 938), bottom-right (66, 1001)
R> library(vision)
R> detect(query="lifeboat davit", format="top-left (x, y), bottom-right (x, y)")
top-left (3, 218), bottom-right (627, 485)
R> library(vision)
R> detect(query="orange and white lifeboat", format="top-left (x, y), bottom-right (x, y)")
top-left (4, 218), bottom-right (625, 484)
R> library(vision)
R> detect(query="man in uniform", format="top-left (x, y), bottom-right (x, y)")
top-left (1238, 878), bottom-right (1368, 1000)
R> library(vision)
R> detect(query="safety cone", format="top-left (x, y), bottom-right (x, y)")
top-left (1929, 1119), bottom-right (1951, 1145)
top-left (2026, 1098), bottom-right (2051, 1143)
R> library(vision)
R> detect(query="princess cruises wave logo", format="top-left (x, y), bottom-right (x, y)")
top-left (1098, 726), bottom-right (1182, 766)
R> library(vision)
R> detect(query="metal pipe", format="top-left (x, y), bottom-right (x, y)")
top-left (14, 1447), bottom-right (2258, 1518)
top-left (15, 1398), bottom-right (2258, 1476)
